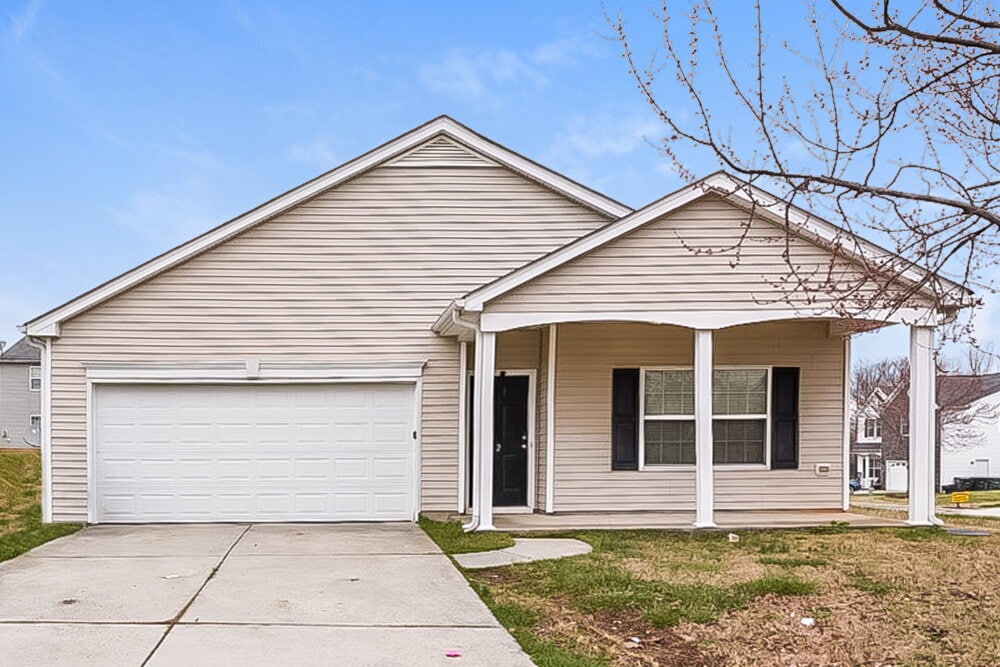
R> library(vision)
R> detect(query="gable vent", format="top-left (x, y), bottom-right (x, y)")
top-left (387, 136), bottom-right (497, 168)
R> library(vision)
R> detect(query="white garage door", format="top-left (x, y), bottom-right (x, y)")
top-left (93, 383), bottom-right (416, 523)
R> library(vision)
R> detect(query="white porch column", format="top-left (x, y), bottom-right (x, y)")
top-left (545, 324), bottom-right (557, 514)
top-left (457, 340), bottom-right (468, 513)
top-left (474, 330), bottom-right (497, 531)
top-left (908, 325), bottom-right (938, 526)
top-left (694, 329), bottom-right (716, 528)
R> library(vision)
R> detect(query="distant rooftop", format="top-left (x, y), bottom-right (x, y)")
top-left (0, 337), bottom-right (40, 363)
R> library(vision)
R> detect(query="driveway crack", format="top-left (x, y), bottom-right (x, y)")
top-left (140, 524), bottom-right (252, 667)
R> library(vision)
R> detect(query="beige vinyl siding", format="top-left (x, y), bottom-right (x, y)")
top-left (554, 323), bottom-right (696, 511)
top-left (714, 321), bottom-right (843, 509)
top-left (551, 320), bottom-right (843, 512)
top-left (48, 161), bottom-right (611, 521)
top-left (488, 196), bottom-right (932, 314)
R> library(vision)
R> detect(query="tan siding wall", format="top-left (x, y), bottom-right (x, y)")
top-left (489, 196), bottom-right (930, 313)
top-left (714, 321), bottom-right (843, 509)
top-left (552, 321), bottom-right (843, 512)
top-left (49, 164), bottom-right (610, 521)
top-left (554, 323), bottom-right (697, 511)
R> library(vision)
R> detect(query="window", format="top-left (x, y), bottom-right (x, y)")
top-left (641, 367), bottom-right (770, 466)
top-left (28, 366), bottom-right (40, 391)
top-left (29, 415), bottom-right (41, 427)
top-left (642, 369), bottom-right (695, 464)
top-left (864, 417), bottom-right (882, 439)
top-left (713, 368), bottom-right (768, 464)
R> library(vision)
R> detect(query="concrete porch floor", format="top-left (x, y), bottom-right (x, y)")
top-left (426, 510), bottom-right (907, 532)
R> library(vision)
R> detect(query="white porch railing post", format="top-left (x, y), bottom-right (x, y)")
top-left (694, 329), bottom-right (716, 528)
top-left (475, 330), bottom-right (497, 531)
top-left (908, 325), bottom-right (937, 526)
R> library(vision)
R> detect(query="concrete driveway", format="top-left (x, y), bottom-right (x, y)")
top-left (0, 523), bottom-right (532, 666)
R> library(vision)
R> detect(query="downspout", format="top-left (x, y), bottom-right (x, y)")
top-left (24, 336), bottom-right (52, 523)
top-left (450, 308), bottom-right (482, 532)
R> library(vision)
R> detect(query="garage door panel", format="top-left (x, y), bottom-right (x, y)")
top-left (94, 383), bottom-right (416, 523)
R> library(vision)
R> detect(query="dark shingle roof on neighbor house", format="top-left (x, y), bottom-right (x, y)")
top-left (0, 337), bottom-right (40, 363)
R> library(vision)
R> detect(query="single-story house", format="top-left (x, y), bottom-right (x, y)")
top-left (0, 337), bottom-right (42, 448)
top-left (20, 116), bottom-right (969, 529)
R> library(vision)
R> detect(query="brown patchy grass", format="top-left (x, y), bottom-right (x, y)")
top-left (463, 526), bottom-right (1000, 666)
top-left (0, 450), bottom-right (42, 536)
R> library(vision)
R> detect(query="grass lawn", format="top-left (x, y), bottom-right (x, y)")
top-left (422, 518), bottom-right (1000, 666)
top-left (0, 450), bottom-right (81, 562)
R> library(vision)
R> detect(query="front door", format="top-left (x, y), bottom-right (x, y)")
top-left (493, 375), bottom-right (529, 506)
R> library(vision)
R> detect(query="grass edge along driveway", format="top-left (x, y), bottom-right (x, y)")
top-left (0, 450), bottom-right (81, 563)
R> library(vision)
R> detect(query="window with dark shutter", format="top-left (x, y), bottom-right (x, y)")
top-left (770, 367), bottom-right (800, 469)
top-left (612, 368), bottom-right (640, 470)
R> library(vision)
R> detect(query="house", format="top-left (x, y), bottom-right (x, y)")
top-left (850, 388), bottom-right (888, 489)
top-left (0, 337), bottom-right (41, 448)
top-left (19, 116), bottom-right (969, 529)
top-left (877, 373), bottom-right (1000, 491)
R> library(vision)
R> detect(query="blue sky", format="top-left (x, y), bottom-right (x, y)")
top-left (1, 0), bottom-right (980, 363)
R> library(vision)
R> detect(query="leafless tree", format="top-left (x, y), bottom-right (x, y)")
top-left (961, 341), bottom-right (999, 374)
top-left (608, 0), bottom-right (998, 333)
top-left (852, 356), bottom-right (908, 407)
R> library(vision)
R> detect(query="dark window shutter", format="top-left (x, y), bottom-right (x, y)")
top-left (771, 367), bottom-right (800, 469)
top-left (612, 368), bottom-right (640, 470)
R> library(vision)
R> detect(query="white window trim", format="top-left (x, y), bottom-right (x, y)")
top-left (28, 365), bottom-right (41, 392)
top-left (639, 365), bottom-right (772, 470)
top-left (863, 417), bottom-right (882, 439)
top-left (639, 367), bottom-right (696, 470)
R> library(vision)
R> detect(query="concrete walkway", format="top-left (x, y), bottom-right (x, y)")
top-left (454, 538), bottom-right (592, 569)
top-left (0, 524), bottom-right (533, 667)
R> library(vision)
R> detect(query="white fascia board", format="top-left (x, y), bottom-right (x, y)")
top-left (23, 117), bottom-right (629, 337)
top-left (480, 307), bottom-right (938, 332)
top-left (84, 361), bottom-right (427, 383)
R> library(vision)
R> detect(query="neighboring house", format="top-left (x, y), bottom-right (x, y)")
top-left (20, 117), bottom-right (968, 529)
top-left (878, 373), bottom-right (1000, 491)
top-left (0, 337), bottom-right (42, 448)
top-left (850, 388), bottom-right (888, 489)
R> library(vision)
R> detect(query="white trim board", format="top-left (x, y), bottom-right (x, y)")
top-left (461, 172), bottom-right (970, 313)
top-left (478, 308), bottom-right (940, 333)
top-left (84, 361), bottom-right (427, 383)
top-left (22, 117), bottom-right (630, 338)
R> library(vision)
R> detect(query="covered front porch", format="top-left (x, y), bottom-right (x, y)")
top-left (437, 315), bottom-right (939, 532)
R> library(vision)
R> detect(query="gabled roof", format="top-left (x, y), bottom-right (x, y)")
top-left (457, 172), bottom-right (972, 313)
top-left (22, 116), bottom-right (632, 337)
top-left (0, 337), bottom-right (40, 363)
